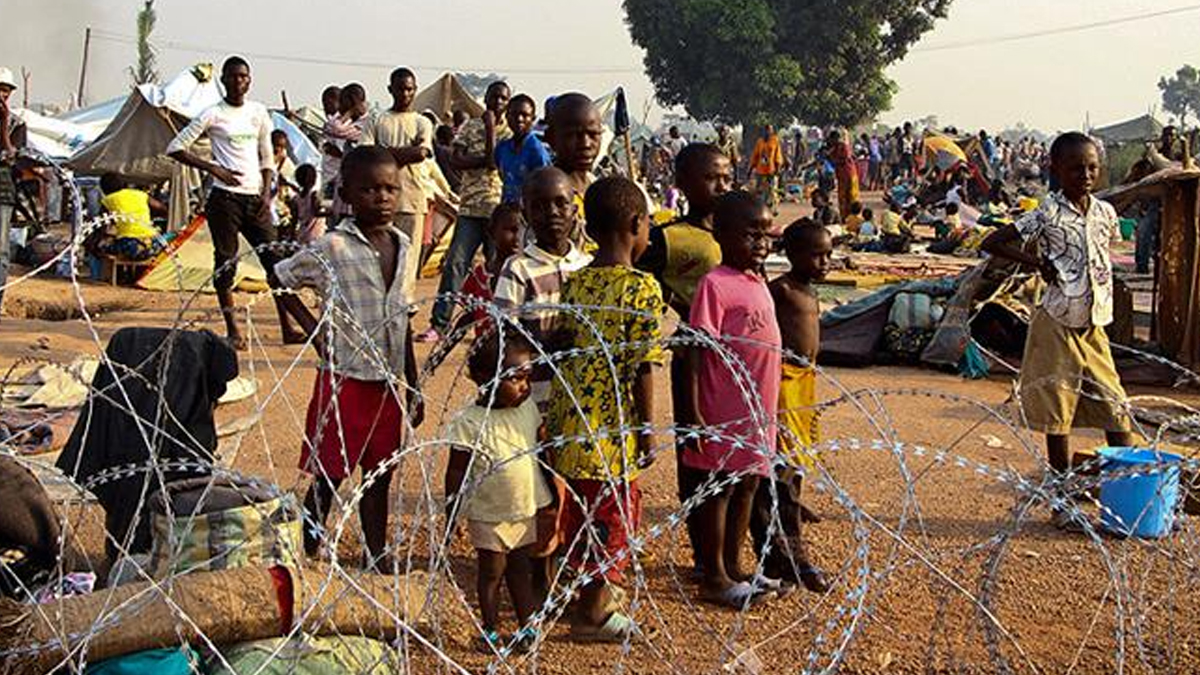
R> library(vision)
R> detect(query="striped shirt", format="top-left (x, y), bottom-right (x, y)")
top-left (275, 218), bottom-right (411, 382)
top-left (492, 242), bottom-right (592, 338)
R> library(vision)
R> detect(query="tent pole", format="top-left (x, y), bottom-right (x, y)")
top-left (76, 27), bottom-right (92, 109)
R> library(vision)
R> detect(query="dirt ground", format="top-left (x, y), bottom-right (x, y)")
top-left (5, 197), bottom-right (1200, 674)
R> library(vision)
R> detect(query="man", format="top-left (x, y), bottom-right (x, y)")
top-left (360, 67), bottom-right (435, 306)
top-left (423, 81), bottom-right (510, 342)
top-left (665, 125), bottom-right (687, 160)
top-left (0, 67), bottom-right (22, 318)
top-left (749, 124), bottom-right (785, 212)
top-left (168, 56), bottom-right (304, 350)
top-left (715, 125), bottom-right (740, 182)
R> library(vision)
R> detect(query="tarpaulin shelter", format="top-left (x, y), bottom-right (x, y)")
top-left (1100, 167), bottom-right (1200, 368)
top-left (413, 73), bottom-right (484, 123)
top-left (135, 215), bottom-right (266, 293)
top-left (1092, 114), bottom-right (1165, 146)
top-left (13, 108), bottom-right (106, 159)
top-left (924, 133), bottom-right (968, 172)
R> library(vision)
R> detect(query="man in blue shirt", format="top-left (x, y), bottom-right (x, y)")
top-left (495, 94), bottom-right (551, 204)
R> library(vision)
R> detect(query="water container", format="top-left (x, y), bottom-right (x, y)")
top-left (1097, 447), bottom-right (1183, 538)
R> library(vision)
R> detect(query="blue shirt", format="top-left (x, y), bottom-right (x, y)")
top-left (495, 133), bottom-right (552, 203)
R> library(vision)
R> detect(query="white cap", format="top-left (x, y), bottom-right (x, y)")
top-left (0, 68), bottom-right (16, 91)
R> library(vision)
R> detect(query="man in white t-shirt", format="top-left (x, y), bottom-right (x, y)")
top-left (360, 67), bottom-right (434, 305)
top-left (167, 56), bottom-right (304, 350)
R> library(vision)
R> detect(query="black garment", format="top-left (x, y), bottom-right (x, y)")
top-left (56, 328), bottom-right (238, 561)
top-left (0, 456), bottom-right (64, 596)
top-left (205, 187), bottom-right (284, 292)
top-left (749, 472), bottom-right (811, 579)
top-left (434, 143), bottom-right (462, 194)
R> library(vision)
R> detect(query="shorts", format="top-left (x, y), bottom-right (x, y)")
top-left (468, 516), bottom-right (538, 553)
top-left (205, 188), bottom-right (282, 292)
top-left (300, 371), bottom-right (406, 482)
top-left (560, 479), bottom-right (641, 584)
top-left (1018, 309), bottom-right (1132, 435)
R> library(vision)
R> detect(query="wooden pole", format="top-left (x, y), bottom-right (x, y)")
top-left (623, 131), bottom-right (639, 183)
top-left (76, 27), bottom-right (92, 108)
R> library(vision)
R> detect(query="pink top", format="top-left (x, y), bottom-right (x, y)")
top-left (684, 265), bottom-right (780, 477)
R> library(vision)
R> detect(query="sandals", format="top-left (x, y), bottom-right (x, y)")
top-left (478, 629), bottom-right (503, 654)
top-left (700, 581), bottom-right (773, 609)
top-left (571, 611), bottom-right (639, 643)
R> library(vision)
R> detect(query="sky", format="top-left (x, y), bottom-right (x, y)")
top-left (3, 0), bottom-right (1199, 133)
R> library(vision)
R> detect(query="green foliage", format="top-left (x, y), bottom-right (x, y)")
top-left (129, 0), bottom-right (159, 85)
top-left (623, 0), bottom-right (951, 128)
top-left (1159, 65), bottom-right (1200, 128)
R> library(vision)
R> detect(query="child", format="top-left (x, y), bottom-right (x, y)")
top-left (445, 332), bottom-right (551, 652)
top-left (929, 202), bottom-right (966, 255)
top-left (545, 93), bottom-right (604, 248)
top-left (879, 198), bottom-right (913, 253)
top-left (810, 188), bottom-right (839, 228)
top-left (755, 219), bottom-right (831, 593)
top-left (495, 94), bottom-right (552, 204)
top-left (452, 202), bottom-right (524, 339)
top-left (850, 208), bottom-right (881, 251)
top-left (274, 146), bottom-right (423, 570)
top-left (981, 132), bottom-right (1134, 530)
top-left (492, 166), bottom-right (592, 409)
top-left (270, 129), bottom-right (297, 236)
top-left (548, 176), bottom-right (663, 641)
top-left (684, 190), bottom-right (781, 608)
top-left (843, 200), bottom-right (865, 234)
top-left (290, 164), bottom-right (325, 245)
top-left (325, 83), bottom-right (368, 212)
top-left (635, 142), bottom-right (731, 573)
top-left (98, 173), bottom-right (165, 261)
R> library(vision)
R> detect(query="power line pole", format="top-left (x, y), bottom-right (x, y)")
top-left (77, 27), bottom-right (92, 108)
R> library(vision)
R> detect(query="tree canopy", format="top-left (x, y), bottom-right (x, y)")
top-left (623, 0), bottom-right (951, 128)
top-left (1159, 65), bottom-right (1200, 128)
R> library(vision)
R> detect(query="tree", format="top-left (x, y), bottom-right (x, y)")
top-left (1159, 65), bottom-right (1200, 128)
top-left (129, 0), bottom-right (159, 85)
top-left (454, 72), bottom-right (506, 99)
top-left (623, 0), bottom-right (951, 129)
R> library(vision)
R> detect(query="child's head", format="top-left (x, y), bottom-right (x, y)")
top-left (483, 81), bottom-right (511, 115)
top-left (271, 129), bottom-right (289, 160)
top-left (321, 85), bottom-right (341, 116)
top-left (811, 187), bottom-right (830, 208)
top-left (848, 200), bottom-right (863, 216)
top-left (339, 83), bottom-right (367, 117)
top-left (99, 173), bottom-right (125, 195)
top-left (468, 330), bottom-right (534, 409)
top-left (339, 146), bottom-right (400, 228)
top-left (522, 166), bottom-right (576, 254)
top-left (506, 94), bottom-right (537, 138)
top-left (782, 217), bottom-right (833, 282)
top-left (584, 176), bottom-right (650, 261)
top-left (944, 202), bottom-right (959, 217)
top-left (435, 124), bottom-right (455, 146)
top-left (713, 191), bottom-right (773, 272)
top-left (862, 208), bottom-right (874, 222)
top-left (387, 67), bottom-right (418, 112)
top-left (488, 202), bottom-right (524, 262)
top-left (295, 164), bottom-right (318, 192)
top-left (546, 92), bottom-right (602, 174)
top-left (1049, 132), bottom-right (1100, 201)
top-left (674, 143), bottom-right (732, 218)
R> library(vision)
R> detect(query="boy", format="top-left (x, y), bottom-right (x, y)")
top-left (982, 132), bottom-right (1134, 529)
top-left (496, 94), bottom-right (552, 204)
top-left (493, 166), bottom-right (592, 408)
top-left (324, 83), bottom-right (368, 209)
top-left (274, 146), bottom-right (423, 570)
top-left (545, 93), bottom-right (604, 247)
top-left (361, 68), bottom-right (435, 305)
top-left (683, 191), bottom-right (781, 608)
top-left (635, 143), bottom-right (731, 572)
top-left (810, 188), bottom-right (839, 228)
top-left (166, 55), bottom-right (305, 349)
top-left (756, 219), bottom-right (831, 592)
top-left (749, 125), bottom-right (784, 212)
top-left (843, 200), bottom-right (865, 234)
top-left (548, 176), bottom-right (663, 642)
top-left (425, 81), bottom-right (511, 342)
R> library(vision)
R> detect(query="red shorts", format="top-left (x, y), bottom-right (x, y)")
top-left (560, 479), bottom-right (641, 584)
top-left (300, 372), bottom-right (405, 482)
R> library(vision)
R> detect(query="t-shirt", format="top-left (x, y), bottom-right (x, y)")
top-left (636, 218), bottom-right (721, 320)
top-left (166, 101), bottom-right (273, 195)
top-left (454, 117), bottom-right (510, 218)
top-left (547, 266), bottom-right (665, 481)
top-left (844, 213), bottom-right (865, 234)
top-left (445, 398), bottom-right (553, 523)
top-left (360, 110), bottom-right (434, 215)
top-left (683, 265), bottom-right (779, 477)
top-left (665, 136), bottom-right (687, 158)
top-left (100, 189), bottom-right (159, 242)
top-left (495, 134), bottom-right (552, 204)
top-left (750, 136), bottom-right (783, 176)
top-left (880, 210), bottom-right (908, 236)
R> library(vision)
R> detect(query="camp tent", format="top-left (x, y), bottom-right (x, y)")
top-left (1092, 114), bottom-right (1164, 146)
top-left (12, 108), bottom-right (103, 159)
top-left (136, 214), bottom-right (266, 293)
top-left (413, 73), bottom-right (484, 123)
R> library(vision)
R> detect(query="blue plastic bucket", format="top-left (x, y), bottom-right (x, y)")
top-left (1097, 447), bottom-right (1183, 538)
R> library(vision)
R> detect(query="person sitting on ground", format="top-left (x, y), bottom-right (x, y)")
top-left (810, 187), bottom-right (839, 228)
top-left (495, 94), bottom-right (552, 205)
top-left (274, 145), bottom-right (424, 571)
top-left (757, 218), bottom-right (832, 593)
top-left (850, 207), bottom-right (880, 251)
top-left (981, 131), bottom-right (1135, 531)
top-left (548, 176), bottom-right (663, 642)
top-left (445, 331), bottom-right (552, 654)
top-left (928, 202), bottom-right (967, 255)
top-left (879, 198), bottom-right (914, 253)
top-left (98, 172), bottom-right (166, 261)
top-left (684, 191), bottom-right (784, 609)
top-left (843, 200), bottom-right (865, 234)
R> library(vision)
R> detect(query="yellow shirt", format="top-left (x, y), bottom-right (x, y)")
top-left (844, 213), bottom-right (865, 234)
top-left (880, 210), bottom-right (908, 236)
top-left (101, 189), bottom-right (159, 242)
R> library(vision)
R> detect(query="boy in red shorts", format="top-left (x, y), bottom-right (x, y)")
top-left (275, 145), bottom-right (424, 571)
